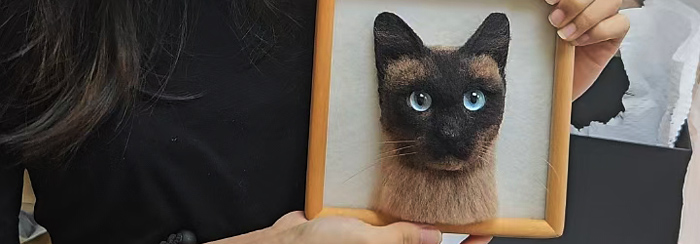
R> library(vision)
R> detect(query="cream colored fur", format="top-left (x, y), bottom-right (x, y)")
top-left (373, 135), bottom-right (498, 225)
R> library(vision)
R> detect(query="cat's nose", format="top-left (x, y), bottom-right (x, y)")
top-left (438, 116), bottom-right (462, 140)
top-left (439, 125), bottom-right (460, 139)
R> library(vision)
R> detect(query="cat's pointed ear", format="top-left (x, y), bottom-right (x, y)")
top-left (374, 12), bottom-right (427, 79)
top-left (459, 13), bottom-right (511, 70)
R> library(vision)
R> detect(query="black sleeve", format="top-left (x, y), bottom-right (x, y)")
top-left (0, 163), bottom-right (23, 244)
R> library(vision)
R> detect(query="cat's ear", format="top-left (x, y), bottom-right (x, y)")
top-left (459, 13), bottom-right (511, 70)
top-left (374, 12), bottom-right (427, 78)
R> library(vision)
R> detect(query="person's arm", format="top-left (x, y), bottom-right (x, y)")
top-left (0, 162), bottom-right (24, 244)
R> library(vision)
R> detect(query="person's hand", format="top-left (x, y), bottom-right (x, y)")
top-left (545, 0), bottom-right (631, 99)
top-left (207, 211), bottom-right (442, 244)
top-left (460, 235), bottom-right (493, 244)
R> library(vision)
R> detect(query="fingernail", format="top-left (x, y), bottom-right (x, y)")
top-left (545, 0), bottom-right (560, 5)
top-left (573, 34), bottom-right (590, 46)
top-left (557, 23), bottom-right (577, 40)
top-left (420, 229), bottom-right (442, 244)
top-left (549, 9), bottom-right (565, 27)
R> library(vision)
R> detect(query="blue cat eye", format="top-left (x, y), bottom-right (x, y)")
top-left (463, 90), bottom-right (486, 111)
top-left (408, 91), bottom-right (432, 112)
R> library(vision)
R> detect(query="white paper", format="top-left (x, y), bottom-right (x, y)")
top-left (571, 0), bottom-right (700, 147)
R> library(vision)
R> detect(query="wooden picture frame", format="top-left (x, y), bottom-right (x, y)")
top-left (305, 0), bottom-right (574, 238)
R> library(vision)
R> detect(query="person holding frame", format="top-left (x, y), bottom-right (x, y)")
top-left (0, 0), bottom-right (629, 244)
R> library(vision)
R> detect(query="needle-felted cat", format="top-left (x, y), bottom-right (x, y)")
top-left (373, 12), bottom-right (510, 225)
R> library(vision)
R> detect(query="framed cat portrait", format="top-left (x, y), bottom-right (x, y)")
top-left (305, 0), bottom-right (574, 238)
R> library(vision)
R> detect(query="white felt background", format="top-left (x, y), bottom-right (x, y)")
top-left (323, 0), bottom-right (556, 220)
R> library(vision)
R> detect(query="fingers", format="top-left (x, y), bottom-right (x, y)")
top-left (545, 0), bottom-right (630, 46)
top-left (373, 222), bottom-right (442, 244)
top-left (572, 14), bottom-right (630, 46)
top-left (556, 0), bottom-right (622, 41)
top-left (460, 235), bottom-right (494, 244)
top-left (547, 0), bottom-right (596, 28)
top-left (213, 212), bottom-right (309, 244)
top-left (272, 211), bottom-right (309, 230)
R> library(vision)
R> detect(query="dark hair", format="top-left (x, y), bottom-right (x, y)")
top-left (0, 0), bottom-right (299, 165)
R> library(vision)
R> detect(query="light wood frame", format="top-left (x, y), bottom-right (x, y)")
top-left (305, 0), bottom-right (574, 238)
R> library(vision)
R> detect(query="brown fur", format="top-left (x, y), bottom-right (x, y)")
top-left (373, 12), bottom-right (510, 225)
top-left (384, 56), bottom-right (430, 86)
top-left (375, 132), bottom-right (499, 225)
top-left (468, 54), bottom-right (501, 81)
top-left (374, 51), bottom-right (503, 225)
top-left (374, 51), bottom-right (504, 225)
top-left (430, 46), bottom-right (458, 53)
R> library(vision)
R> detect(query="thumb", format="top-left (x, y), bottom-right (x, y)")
top-left (272, 211), bottom-right (309, 230)
top-left (372, 222), bottom-right (442, 244)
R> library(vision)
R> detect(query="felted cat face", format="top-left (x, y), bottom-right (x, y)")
top-left (374, 12), bottom-right (510, 172)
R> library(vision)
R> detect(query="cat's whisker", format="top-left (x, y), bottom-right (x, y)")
top-left (531, 159), bottom-right (554, 193)
top-left (493, 167), bottom-right (550, 193)
top-left (381, 140), bottom-right (417, 144)
top-left (378, 145), bottom-right (415, 156)
top-left (544, 160), bottom-right (559, 179)
top-left (342, 161), bottom-right (382, 184)
top-left (343, 151), bottom-right (418, 184)
top-left (377, 152), bottom-right (418, 161)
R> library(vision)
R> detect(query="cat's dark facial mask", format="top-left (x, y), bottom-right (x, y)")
top-left (374, 12), bottom-right (510, 171)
